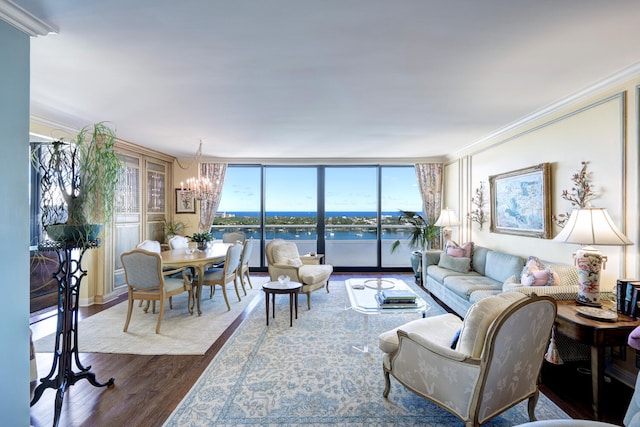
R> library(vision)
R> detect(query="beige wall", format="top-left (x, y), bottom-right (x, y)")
top-left (446, 77), bottom-right (640, 290)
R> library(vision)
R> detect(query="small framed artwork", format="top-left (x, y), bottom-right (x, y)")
top-left (175, 189), bottom-right (196, 214)
top-left (489, 163), bottom-right (551, 238)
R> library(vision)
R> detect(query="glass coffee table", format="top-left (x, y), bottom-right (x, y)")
top-left (345, 278), bottom-right (430, 352)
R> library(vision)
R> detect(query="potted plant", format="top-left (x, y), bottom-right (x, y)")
top-left (31, 122), bottom-right (124, 243)
top-left (163, 219), bottom-right (186, 243)
top-left (189, 231), bottom-right (214, 251)
top-left (390, 210), bottom-right (440, 279)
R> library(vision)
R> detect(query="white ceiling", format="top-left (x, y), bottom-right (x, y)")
top-left (13, 0), bottom-right (640, 161)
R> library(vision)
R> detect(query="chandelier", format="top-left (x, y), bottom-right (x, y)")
top-left (180, 141), bottom-right (214, 202)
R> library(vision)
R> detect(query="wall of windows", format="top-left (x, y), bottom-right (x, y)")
top-left (212, 165), bottom-right (423, 270)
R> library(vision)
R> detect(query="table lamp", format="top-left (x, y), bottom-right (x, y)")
top-left (553, 207), bottom-right (632, 306)
top-left (434, 208), bottom-right (460, 246)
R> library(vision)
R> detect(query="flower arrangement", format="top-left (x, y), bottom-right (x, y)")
top-left (189, 232), bottom-right (213, 243)
top-left (552, 161), bottom-right (597, 227)
top-left (468, 181), bottom-right (487, 229)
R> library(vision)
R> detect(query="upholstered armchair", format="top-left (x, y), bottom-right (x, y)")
top-left (265, 239), bottom-right (333, 309)
top-left (379, 292), bottom-right (557, 427)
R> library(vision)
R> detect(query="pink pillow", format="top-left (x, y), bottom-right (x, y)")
top-left (445, 241), bottom-right (473, 258)
top-left (445, 241), bottom-right (474, 271)
top-left (520, 256), bottom-right (559, 286)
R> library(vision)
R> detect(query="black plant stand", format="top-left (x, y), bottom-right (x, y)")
top-left (30, 239), bottom-right (114, 427)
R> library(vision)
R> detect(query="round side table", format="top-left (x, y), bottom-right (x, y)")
top-left (262, 281), bottom-right (302, 327)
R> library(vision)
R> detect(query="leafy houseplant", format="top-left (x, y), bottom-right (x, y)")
top-left (189, 231), bottom-right (214, 251)
top-left (31, 122), bottom-right (124, 243)
top-left (390, 210), bottom-right (440, 279)
top-left (163, 219), bottom-right (186, 242)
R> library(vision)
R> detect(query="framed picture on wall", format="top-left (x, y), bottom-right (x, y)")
top-left (489, 163), bottom-right (551, 238)
top-left (175, 189), bottom-right (196, 214)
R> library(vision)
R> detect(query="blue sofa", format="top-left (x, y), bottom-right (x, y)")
top-left (422, 245), bottom-right (580, 318)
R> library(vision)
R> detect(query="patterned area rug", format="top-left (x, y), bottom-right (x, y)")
top-left (33, 277), bottom-right (268, 355)
top-left (164, 279), bottom-right (570, 426)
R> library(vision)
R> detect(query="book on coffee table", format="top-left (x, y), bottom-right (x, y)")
top-left (375, 293), bottom-right (418, 308)
top-left (380, 289), bottom-right (417, 303)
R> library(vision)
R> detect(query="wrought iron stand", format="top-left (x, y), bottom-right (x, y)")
top-left (30, 240), bottom-right (114, 427)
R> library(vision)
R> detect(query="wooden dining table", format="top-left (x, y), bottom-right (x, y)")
top-left (161, 243), bottom-right (231, 316)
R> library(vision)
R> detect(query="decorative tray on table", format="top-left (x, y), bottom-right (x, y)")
top-left (364, 279), bottom-right (395, 290)
top-left (575, 306), bottom-right (618, 322)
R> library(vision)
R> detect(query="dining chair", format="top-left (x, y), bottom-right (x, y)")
top-left (201, 242), bottom-right (243, 311)
top-left (222, 231), bottom-right (246, 243)
top-left (136, 239), bottom-right (161, 253)
top-left (168, 235), bottom-right (189, 249)
top-left (120, 248), bottom-right (193, 334)
top-left (238, 238), bottom-right (254, 290)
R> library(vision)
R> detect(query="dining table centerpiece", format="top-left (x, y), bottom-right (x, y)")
top-left (189, 232), bottom-right (214, 251)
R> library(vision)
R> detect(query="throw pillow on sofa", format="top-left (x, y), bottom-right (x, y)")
top-left (438, 253), bottom-right (471, 273)
top-left (445, 241), bottom-right (473, 257)
top-left (444, 241), bottom-right (474, 271)
top-left (520, 256), bottom-right (559, 286)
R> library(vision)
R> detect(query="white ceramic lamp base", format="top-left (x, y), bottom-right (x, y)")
top-left (575, 247), bottom-right (605, 307)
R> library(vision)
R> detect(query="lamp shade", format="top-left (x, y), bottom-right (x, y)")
top-left (553, 208), bottom-right (632, 246)
top-left (434, 208), bottom-right (460, 227)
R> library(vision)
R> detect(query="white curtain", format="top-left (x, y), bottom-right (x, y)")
top-left (199, 162), bottom-right (227, 233)
top-left (415, 163), bottom-right (443, 247)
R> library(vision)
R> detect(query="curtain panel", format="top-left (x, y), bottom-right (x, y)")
top-left (199, 162), bottom-right (227, 233)
top-left (415, 163), bottom-right (443, 248)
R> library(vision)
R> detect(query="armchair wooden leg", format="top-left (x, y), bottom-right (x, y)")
top-left (306, 292), bottom-right (311, 309)
top-left (527, 390), bottom-right (539, 421)
top-left (326, 280), bottom-right (330, 293)
top-left (383, 369), bottom-right (391, 398)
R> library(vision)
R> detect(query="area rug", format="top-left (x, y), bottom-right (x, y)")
top-left (34, 277), bottom-right (268, 355)
top-left (163, 279), bottom-right (570, 426)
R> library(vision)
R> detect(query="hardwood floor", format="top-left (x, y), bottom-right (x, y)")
top-left (29, 273), bottom-right (630, 426)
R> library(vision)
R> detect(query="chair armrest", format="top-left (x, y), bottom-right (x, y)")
top-left (388, 330), bottom-right (481, 418)
top-left (402, 330), bottom-right (470, 362)
top-left (268, 264), bottom-right (301, 281)
top-left (162, 267), bottom-right (185, 277)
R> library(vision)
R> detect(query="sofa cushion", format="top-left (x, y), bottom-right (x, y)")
top-left (445, 275), bottom-right (502, 300)
top-left (438, 253), bottom-right (471, 273)
top-left (547, 261), bottom-right (580, 287)
top-left (456, 291), bottom-right (526, 357)
top-left (484, 251), bottom-right (525, 283)
top-left (426, 265), bottom-right (471, 283)
top-left (472, 246), bottom-right (490, 276)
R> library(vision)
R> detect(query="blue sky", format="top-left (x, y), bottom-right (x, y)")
top-left (217, 166), bottom-right (422, 212)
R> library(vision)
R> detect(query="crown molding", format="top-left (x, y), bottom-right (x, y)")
top-left (454, 61), bottom-right (640, 158)
top-left (0, 0), bottom-right (56, 37)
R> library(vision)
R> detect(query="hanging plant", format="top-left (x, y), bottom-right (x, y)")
top-left (468, 181), bottom-right (487, 229)
top-left (552, 161), bottom-right (597, 227)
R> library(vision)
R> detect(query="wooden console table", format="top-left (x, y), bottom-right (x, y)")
top-left (555, 300), bottom-right (640, 420)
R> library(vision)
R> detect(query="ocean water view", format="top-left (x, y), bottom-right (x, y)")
top-left (219, 211), bottom-right (401, 218)
top-left (212, 211), bottom-right (417, 241)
